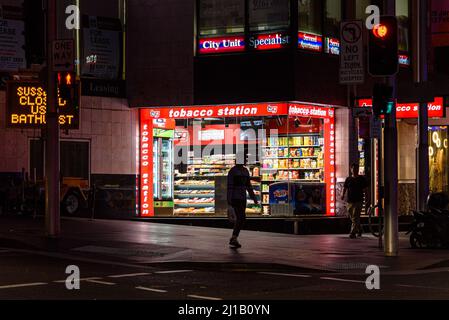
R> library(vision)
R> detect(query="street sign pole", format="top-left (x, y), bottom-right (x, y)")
top-left (45, 0), bottom-right (60, 238)
top-left (414, 0), bottom-right (429, 211)
top-left (384, 0), bottom-right (399, 257)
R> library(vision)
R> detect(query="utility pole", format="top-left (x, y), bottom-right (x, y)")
top-left (45, 0), bottom-right (60, 237)
top-left (414, 0), bottom-right (429, 211)
top-left (383, 0), bottom-right (399, 257)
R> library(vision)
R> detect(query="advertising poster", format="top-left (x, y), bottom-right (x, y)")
top-left (0, 18), bottom-right (26, 72)
top-left (81, 15), bottom-right (122, 79)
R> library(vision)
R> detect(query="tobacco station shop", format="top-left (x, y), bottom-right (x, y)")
top-left (138, 102), bottom-right (336, 218)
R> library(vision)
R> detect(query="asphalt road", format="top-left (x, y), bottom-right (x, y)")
top-left (1, 247), bottom-right (449, 300)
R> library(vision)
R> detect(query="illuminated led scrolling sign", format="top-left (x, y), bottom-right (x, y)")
top-left (6, 81), bottom-right (80, 129)
top-left (298, 32), bottom-right (323, 52)
top-left (198, 36), bottom-right (245, 54)
top-left (249, 33), bottom-right (290, 50)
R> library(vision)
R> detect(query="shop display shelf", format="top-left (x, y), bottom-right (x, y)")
top-left (261, 167), bottom-right (323, 170)
top-left (174, 211), bottom-right (216, 215)
top-left (263, 156), bottom-right (319, 159)
top-left (174, 184), bottom-right (215, 189)
top-left (261, 179), bottom-right (322, 182)
top-left (189, 166), bottom-right (233, 169)
top-left (174, 203), bottom-right (215, 208)
top-left (285, 145), bottom-right (322, 148)
top-left (174, 193), bottom-right (215, 198)
top-left (262, 145), bottom-right (321, 148)
top-left (175, 175), bottom-right (219, 179)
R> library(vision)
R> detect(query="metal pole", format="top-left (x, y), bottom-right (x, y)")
top-left (383, 0), bottom-right (399, 257)
top-left (414, 0), bottom-right (429, 211)
top-left (45, 0), bottom-right (60, 237)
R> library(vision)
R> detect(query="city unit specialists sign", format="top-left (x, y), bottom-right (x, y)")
top-left (198, 36), bottom-right (245, 54)
top-left (6, 81), bottom-right (80, 129)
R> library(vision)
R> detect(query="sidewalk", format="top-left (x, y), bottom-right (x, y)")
top-left (1, 216), bottom-right (448, 274)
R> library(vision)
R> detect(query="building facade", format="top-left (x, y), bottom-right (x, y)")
top-left (1, 0), bottom-right (448, 219)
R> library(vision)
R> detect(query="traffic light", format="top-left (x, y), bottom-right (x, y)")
top-left (372, 83), bottom-right (394, 118)
top-left (368, 16), bottom-right (398, 76)
top-left (56, 71), bottom-right (75, 101)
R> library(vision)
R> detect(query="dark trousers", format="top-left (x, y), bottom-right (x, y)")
top-left (231, 200), bottom-right (247, 238)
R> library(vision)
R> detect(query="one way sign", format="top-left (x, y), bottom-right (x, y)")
top-left (52, 39), bottom-right (74, 72)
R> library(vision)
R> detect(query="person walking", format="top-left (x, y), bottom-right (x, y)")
top-left (341, 163), bottom-right (369, 238)
top-left (227, 161), bottom-right (258, 248)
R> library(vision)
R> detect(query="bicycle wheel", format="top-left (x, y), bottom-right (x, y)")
top-left (368, 205), bottom-right (383, 237)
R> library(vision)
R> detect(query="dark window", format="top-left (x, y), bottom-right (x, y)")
top-left (298, 0), bottom-right (322, 35)
top-left (435, 46), bottom-right (449, 75)
top-left (324, 0), bottom-right (341, 38)
top-left (249, 0), bottom-right (290, 32)
top-left (355, 0), bottom-right (372, 20)
top-left (198, 0), bottom-right (245, 36)
top-left (396, 0), bottom-right (409, 53)
top-left (60, 141), bottom-right (90, 179)
top-left (29, 140), bottom-right (90, 181)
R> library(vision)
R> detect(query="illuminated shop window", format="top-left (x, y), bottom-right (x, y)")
top-left (198, 0), bottom-right (245, 36)
top-left (429, 126), bottom-right (449, 193)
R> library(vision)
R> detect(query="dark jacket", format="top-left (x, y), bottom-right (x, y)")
top-left (227, 165), bottom-right (257, 204)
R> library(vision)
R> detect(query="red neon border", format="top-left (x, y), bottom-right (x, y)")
top-left (139, 109), bottom-right (154, 217)
top-left (140, 102), bottom-right (336, 217)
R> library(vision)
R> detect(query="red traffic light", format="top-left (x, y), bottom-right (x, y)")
top-left (373, 24), bottom-right (389, 39)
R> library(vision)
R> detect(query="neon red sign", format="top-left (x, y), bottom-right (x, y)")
top-left (143, 103), bottom-right (289, 119)
top-left (288, 104), bottom-right (333, 118)
top-left (249, 33), bottom-right (290, 50)
top-left (357, 97), bottom-right (444, 118)
top-left (298, 32), bottom-right (323, 52)
top-left (198, 36), bottom-right (245, 54)
top-left (139, 110), bottom-right (154, 217)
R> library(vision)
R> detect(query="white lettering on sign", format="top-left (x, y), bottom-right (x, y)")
top-left (52, 39), bottom-right (74, 72)
top-left (249, 33), bottom-right (290, 49)
top-left (202, 39), bottom-right (243, 50)
top-left (167, 107), bottom-right (259, 118)
top-left (340, 21), bottom-right (365, 84)
top-left (289, 106), bottom-right (328, 117)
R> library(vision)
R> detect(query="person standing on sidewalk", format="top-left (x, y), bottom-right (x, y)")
top-left (341, 163), bottom-right (369, 238)
top-left (227, 160), bottom-right (258, 248)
